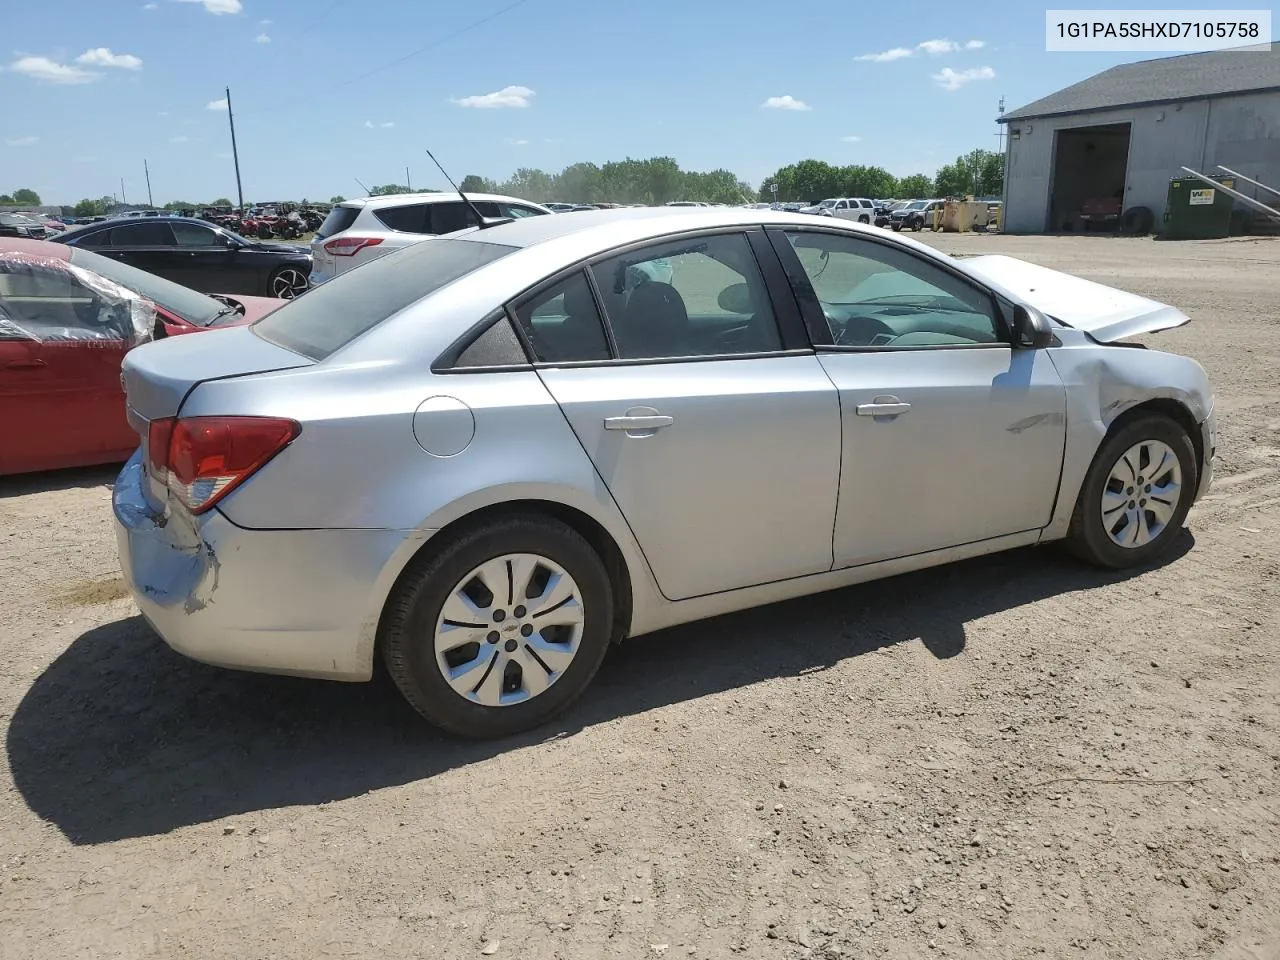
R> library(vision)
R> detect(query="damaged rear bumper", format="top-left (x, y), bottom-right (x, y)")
top-left (112, 451), bottom-right (407, 681)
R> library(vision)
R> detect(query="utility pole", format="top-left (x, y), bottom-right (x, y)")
top-left (994, 95), bottom-right (1006, 153)
top-left (225, 86), bottom-right (245, 212)
top-left (144, 158), bottom-right (154, 208)
top-left (120, 177), bottom-right (127, 205)
top-left (406, 166), bottom-right (412, 191)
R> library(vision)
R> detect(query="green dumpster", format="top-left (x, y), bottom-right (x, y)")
top-left (1162, 176), bottom-right (1235, 240)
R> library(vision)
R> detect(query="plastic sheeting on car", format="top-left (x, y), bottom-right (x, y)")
top-left (0, 250), bottom-right (155, 346)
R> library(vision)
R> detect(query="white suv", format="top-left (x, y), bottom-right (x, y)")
top-left (310, 192), bottom-right (551, 285)
top-left (801, 197), bottom-right (876, 223)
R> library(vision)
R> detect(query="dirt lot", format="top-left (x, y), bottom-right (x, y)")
top-left (2, 233), bottom-right (1278, 960)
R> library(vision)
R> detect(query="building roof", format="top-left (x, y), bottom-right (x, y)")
top-left (1002, 46), bottom-right (1280, 122)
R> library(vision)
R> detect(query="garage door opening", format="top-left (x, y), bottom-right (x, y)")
top-left (1047, 123), bottom-right (1131, 232)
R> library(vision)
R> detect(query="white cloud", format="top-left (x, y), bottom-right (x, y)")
top-left (259, 18), bottom-right (272, 25)
top-left (143, 2), bottom-right (158, 8)
top-left (8, 56), bottom-right (99, 84)
top-left (76, 48), bottom-right (143, 70)
top-left (206, 97), bottom-right (227, 111)
top-left (761, 95), bottom-right (811, 111)
top-left (917, 38), bottom-right (959, 54)
top-left (169, 135), bottom-right (190, 143)
top-left (381, 121), bottom-right (394, 128)
top-left (363, 120), bottom-right (394, 128)
top-left (254, 33), bottom-right (271, 43)
top-left (171, 0), bottom-right (243, 13)
top-left (840, 135), bottom-right (862, 143)
top-left (855, 47), bottom-right (913, 62)
top-left (965, 39), bottom-right (986, 49)
top-left (932, 65), bottom-right (996, 91)
top-left (158, 110), bottom-right (169, 116)
top-left (6, 135), bottom-right (39, 147)
top-left (452, 84), bottom-right (534, 108)
top-left (505, 138), bottom-right (529, 146)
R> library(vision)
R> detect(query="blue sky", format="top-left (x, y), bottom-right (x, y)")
top-left (1, 0), bottom-right (1264, 204)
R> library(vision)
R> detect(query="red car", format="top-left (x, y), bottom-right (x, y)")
top-left (0, 238), bottom-right (284, 475)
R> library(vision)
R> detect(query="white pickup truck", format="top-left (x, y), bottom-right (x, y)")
top-left (800, 197), bottom-right (877, 223)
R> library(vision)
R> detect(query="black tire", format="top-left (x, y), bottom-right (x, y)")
top-left (892, 223), bottom-right (903, 232)
top-left (1066, 414), bottom-right (1197, 569)
top-left (381, 515), bottom-right (615, 738)
top-left (269, 266), bottom-right (309, 299)
top-left (858, 214), bottom-right (870, 224)
top-left (257, 224), bottom-right (273, 239)
top-left (1120, 205), bottom-right (1154, 235)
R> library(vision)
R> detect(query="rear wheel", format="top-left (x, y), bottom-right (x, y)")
top-left (1066, 415), bottom-right (1196, 568)
top-left (381, 515), bottom-right (614, 738)
top-left (269, 266), bottom-right (309, 299)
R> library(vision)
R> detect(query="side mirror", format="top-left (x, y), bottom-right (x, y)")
top-left (1012, 304), bottom-right (1055, 348)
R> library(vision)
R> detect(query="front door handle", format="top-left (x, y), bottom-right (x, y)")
top-left (604, 415), bottom-right (673, 431)
top-left (855, 396), bottom-right (911, 417)
top-left (5, 359), bottom-right (47, 370)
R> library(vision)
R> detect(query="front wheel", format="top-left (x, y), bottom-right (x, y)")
top-left (1066, 415), bottom-right (1197, 568)
top-left (381, 515), bottom-right (615, 738)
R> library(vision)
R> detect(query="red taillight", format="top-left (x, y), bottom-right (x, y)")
top-left (323, 236), bottom-right (382, 257)
top-left (149, 416), bottom-right (299, 514)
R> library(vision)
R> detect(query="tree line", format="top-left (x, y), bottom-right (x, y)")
top-left (4, 147), bottom-right (1005, 217)
top-left (758, 149), bottom-right (1004, 203)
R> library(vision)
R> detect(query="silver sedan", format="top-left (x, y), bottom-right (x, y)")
top-left (114, 208), bottom-right (1216, 737)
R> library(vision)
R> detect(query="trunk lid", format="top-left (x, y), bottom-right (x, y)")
top-left (957, 254), bottom-right (1189, 342)
top-left (121, 325), bottom-right (312, 424)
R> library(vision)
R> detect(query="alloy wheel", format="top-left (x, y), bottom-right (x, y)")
top-left (1100, 439), bottom-right (1183, 548)
top-left (433, 553), bottom-right (585, 708)
top-left (271, 268), bottom-right (309, 299)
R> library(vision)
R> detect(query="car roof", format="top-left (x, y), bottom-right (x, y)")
top-left (344, 192), bottom-right (541, 209)
top-left (450, 206), bottom-right (835, 251)
top-left (0, 237), bottom-right (72, 261)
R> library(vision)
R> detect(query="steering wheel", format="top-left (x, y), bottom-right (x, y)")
top-left (827, 309), bottom-right (895, 346)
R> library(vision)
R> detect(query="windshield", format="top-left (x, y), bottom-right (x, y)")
top-left (67, 247), bottom-right (225, 325)
top-left (906, 201), bottom-right (928, 210)
top-left (819, 199), bottom-right (837, 208)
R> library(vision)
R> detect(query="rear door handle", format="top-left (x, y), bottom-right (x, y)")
top-left (855, 396), bottom-right (911, 417)
top-left (5, 359), bottom-right (47, 370)
top-left (604, 415), bottom-right (674, 431)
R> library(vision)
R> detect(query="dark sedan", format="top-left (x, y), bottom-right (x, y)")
top-left (54, 215), bottom-right (312, 298)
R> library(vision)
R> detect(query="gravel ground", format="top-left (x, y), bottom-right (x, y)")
top-left (1, 233), bottom-right (1278, 960)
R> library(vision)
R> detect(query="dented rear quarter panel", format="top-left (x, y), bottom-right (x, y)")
top-left (1040, 329), bottom-right (1214, 541)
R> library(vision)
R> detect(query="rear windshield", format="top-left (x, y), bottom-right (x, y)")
top-left (315, 205), bottom-right (361, 240)
top-left (253, 238), bottom-right (516, 360)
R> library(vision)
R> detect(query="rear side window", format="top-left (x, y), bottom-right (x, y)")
top-left (315, 205), bottom-right (360, 240)
top-left (426, 202), bottom-right (478, 235)
top-left (373, 204), bottom-right (429, 233)
top-left (109, 222), bottom-right (173, 246)
top-left (253, 238), bottom-right (516, 360)
top-left (512, 270), bottom-right (611, 363)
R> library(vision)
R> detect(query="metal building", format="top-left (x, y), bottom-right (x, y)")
top-left (999, 47), bottom-right (1280, 233)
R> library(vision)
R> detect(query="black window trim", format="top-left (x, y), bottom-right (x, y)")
top-left (764, 224), bottom-right (1016, 353)
top-left (503, 225), bottom-right (816, 369)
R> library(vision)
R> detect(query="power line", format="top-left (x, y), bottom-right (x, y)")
top-left (240, 0), bottom-right (534, 116)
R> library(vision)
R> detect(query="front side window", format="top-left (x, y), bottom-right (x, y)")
top-left (497, 203), bottom-right (547, 219)
top-left (171, 221), bottom-right (217, 246)
top-left (785, 231), bottom-right (1001, 348)
top-left (589, 232), bottom-right (783, 360)
top-left (512, 270), bottom-right (610, 363)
